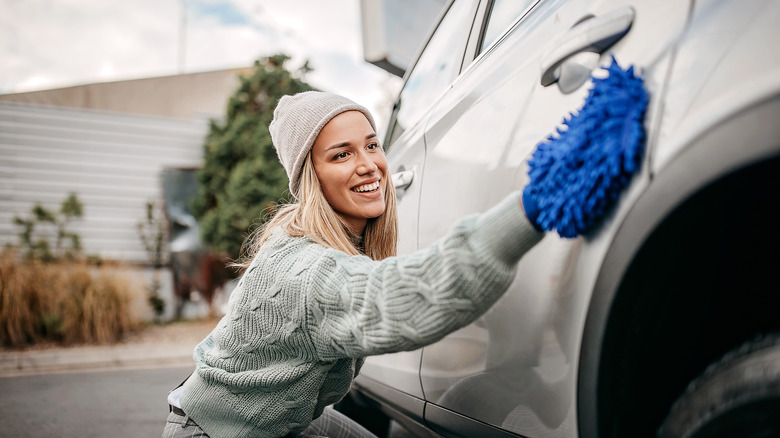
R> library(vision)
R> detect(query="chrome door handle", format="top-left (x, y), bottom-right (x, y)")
top-left (391, 170), bottom-right (415, 190)
top-left (541, 6), bottom-right (635, 86)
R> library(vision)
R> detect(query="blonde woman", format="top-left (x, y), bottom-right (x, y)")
top-left (162, 91), bottom-right (544, 438)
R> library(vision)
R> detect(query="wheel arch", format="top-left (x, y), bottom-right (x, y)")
top-left (577, 92), bottom-right (780, 438)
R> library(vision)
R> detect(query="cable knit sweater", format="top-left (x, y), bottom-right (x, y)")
top-left (180, 192), bottom-right (543, 438)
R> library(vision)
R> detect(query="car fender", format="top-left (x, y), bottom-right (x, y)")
top-left (577, 87), bottom-right (780, 437)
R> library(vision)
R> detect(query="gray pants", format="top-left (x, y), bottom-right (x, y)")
top-left (161, 405), bottom-right (377, 438)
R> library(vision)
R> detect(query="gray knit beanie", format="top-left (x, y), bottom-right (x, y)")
top-left (269, 91), bottom-right (376, 198)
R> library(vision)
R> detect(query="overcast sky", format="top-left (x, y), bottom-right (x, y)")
top-left (0, 0), bottom-right (404, 126)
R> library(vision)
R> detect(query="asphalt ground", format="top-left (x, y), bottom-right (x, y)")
top-left (0, 318), bottom-right (420, 437)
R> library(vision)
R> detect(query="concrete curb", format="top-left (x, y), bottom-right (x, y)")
top-left (0, 342), bottom-right (196, 377)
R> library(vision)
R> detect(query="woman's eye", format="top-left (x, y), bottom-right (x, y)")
top-left (367, 143), bottom-right (380, 150)
top-left (334, 151), bottom-right (349, 160)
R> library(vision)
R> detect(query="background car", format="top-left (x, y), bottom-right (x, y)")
top-left (344, 0), bottom-right (780, 437)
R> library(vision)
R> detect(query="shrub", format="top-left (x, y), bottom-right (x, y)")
top-left (12, 193), bottom-right (84, 262)
top-left (137, 200), bottom-right (167, 320)
top-left (0, 252), bottom-right (138, 348)
top-left (192, 54), bottom-right (314, 259)
top-left (0, 252), bottom-right (45, 345)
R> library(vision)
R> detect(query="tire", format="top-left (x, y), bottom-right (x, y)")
top-left (657, 332), bottom-right (780, 438)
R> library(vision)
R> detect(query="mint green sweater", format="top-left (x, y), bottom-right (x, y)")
top-left (180, 193), bottom-right (543, 438)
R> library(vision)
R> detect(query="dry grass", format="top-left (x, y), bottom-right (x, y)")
top-left (0, 252), bottom-right (139, 348)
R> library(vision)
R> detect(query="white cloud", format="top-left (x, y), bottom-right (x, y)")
top-left (98, 62), bottom-right (116, 78)
top-left (16, 75), bottom-right (52, 91)
top-left (0, 0), bottom-right (402, 128)
top-left (0, 0), bottom-right (180, 90)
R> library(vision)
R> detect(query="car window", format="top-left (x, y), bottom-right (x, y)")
top-left (479, 0), bottom-right (538, 53)
top-left (388, 0), bottom-right (478, 146)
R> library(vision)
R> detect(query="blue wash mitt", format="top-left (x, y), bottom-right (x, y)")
top-left (523, 56), bottom-right (649, 238)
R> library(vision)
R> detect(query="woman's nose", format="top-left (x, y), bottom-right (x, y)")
top-left (356, 152), bottom-right (378, 174)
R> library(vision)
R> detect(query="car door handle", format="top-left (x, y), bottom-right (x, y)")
top-left (541, 6), bottom-right (635, 86)
top-left (391, 170), bottom-right (415, 190)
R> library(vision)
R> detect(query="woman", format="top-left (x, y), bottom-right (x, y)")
top-left (162, 91), bottom-right (544, 438)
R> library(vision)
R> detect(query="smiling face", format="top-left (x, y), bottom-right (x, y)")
top-left (311, 110), bottom-right (388, 235)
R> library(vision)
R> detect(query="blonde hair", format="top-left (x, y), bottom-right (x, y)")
top-left (237, 153), bottom-right (397, 268)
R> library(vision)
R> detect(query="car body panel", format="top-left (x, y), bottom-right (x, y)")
top-left (353, 0), bottom-right (780, 437)
top-left (415, 1), bottom-right (687, 436)
top-left (652, 0), bottom-right (780, 175)
top-left (358, 0), bottom-right (483, 402)
top-left (578, 91), bottom-right (780, 438)
top-left (358, 112), bottom-right (428, 400)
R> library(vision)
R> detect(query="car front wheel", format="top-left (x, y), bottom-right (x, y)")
top-left (657, 332), bottom-right (780, 438)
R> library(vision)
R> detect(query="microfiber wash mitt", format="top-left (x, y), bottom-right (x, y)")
top-left (523, 56), bottom-right (649, 238)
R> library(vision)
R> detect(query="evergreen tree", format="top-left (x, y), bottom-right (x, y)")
top-left (192, 54), bottom-right (314, 259)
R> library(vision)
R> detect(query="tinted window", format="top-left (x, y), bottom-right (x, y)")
top-left (389, 0), bottom-right (478, 145)
top-left (479, 0), bottom-right (537, 53)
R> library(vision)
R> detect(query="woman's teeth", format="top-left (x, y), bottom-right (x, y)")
top-left (353, 182), bottom-right (380, 193)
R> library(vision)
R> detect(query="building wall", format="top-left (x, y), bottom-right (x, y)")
top-left (0, 100), bottom-right (208, 262)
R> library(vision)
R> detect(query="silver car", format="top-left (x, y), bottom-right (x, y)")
top-left (347, 0), bottom-right (780, 437)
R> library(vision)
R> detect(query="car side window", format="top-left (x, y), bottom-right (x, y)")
top-left (388, 0), bottom-right (478, 146)
top-left (479, 0), bottom-right (538, 54)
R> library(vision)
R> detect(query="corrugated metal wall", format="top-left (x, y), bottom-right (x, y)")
top-left (0, 101), bottom-right (209, 262)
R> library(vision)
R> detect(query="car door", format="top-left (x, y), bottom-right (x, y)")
top-left (416, 0), bottom-right (689, 437)
top-left (354, 0), bottom-right (482, 422)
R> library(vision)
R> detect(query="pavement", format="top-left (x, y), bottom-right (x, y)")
top-left (0, 319), bottom-right (217, 377)
top-left (0, 318), bottom-right (421, 438)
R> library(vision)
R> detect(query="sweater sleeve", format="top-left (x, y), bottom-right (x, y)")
top-left (306, 192), bottom-right (544, 361)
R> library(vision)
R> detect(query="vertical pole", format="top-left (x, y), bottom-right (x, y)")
top-left (178, 0), bottom-right (187, 74)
